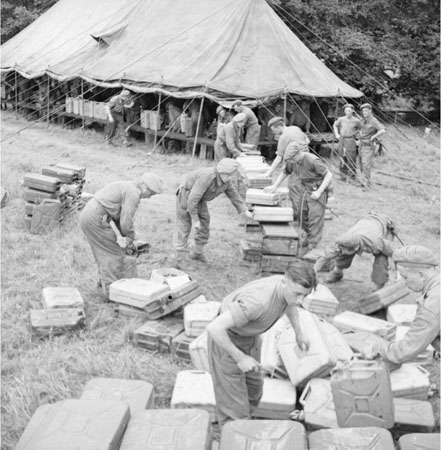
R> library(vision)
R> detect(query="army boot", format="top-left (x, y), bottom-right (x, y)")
top-left (189, 244), bottom-right (208, 263)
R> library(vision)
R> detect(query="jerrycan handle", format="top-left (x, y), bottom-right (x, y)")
top-left (299, 381), bottom-right (312, 406)
top-left (416, 365), bottom-right (429, 376)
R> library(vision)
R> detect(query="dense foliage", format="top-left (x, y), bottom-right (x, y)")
top-left (1, 0), bottom-right (439, 114)
top-left (272, 0), bottom-right (440, 114)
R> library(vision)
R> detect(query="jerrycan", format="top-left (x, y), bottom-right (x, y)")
top-left (330, 359), bottom-right (394, 429)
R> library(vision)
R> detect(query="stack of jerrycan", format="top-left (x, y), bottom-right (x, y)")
top-left (23, 173), bottom-right (64, 233)
top-left (110, 269), bottom-right (201, 319)
top-left (30, 287), bottom-right (85, 338)
top-left (277, 308), bottom-right (353, 387)
top-left (219, 420), bottom-right (307, 450)
top-left (298, 376), bottom-right (436, 434)
top-left (358, 282), bottom-right (411, 314)
top-left (260, 223), bottom-right (300, 275)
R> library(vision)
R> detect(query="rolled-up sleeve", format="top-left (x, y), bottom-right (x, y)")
top-left (379, 305), bottom-right (439, 364)
top-left (228, 294), bottom-right (262, 328)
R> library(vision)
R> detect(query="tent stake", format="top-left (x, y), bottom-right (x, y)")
top-left (154, 92), bottom-right (162, 151)
top-left (192, 96), bottom-right (205, 157)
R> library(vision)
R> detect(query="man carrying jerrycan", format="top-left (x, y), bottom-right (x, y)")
top-left (363, 245), bottom-right (440, 365)
top-left (206, 260), bottom-right (317, 427)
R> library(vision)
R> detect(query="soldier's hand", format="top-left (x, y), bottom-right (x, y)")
top-left (109, 116), bottom-right (115, 123)
top-left (244, 210), bottom-right (253, 220)
top-left (362, 343), bottom-right (380, 360)
top-left (264, 185), bottom-right (276, 193)
top-left (296, 333), bottom-right (310, 352)
top-left (237, 355), bottom-right (261, 373)
top-left (194, 221), bottom-right (201, 231)
top-left (310, 190), bottom-right (321, 201)
top-left (264, 170), bottom-right (272, 178)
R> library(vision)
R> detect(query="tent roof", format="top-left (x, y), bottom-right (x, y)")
top-left (1, 0), bottom-right (363, 99)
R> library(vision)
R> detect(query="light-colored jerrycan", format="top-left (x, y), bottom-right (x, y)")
top-left (277, 308), bottom-right (336, 386)
top-left (330, 359), bottom-right (395, 429)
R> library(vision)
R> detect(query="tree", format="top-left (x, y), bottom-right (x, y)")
top-left (271, 0), bottom-right (440, 115)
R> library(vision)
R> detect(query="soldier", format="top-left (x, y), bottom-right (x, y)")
top-left (264, 116), bottom-right (310, 177)
top-left (214, 113), bottom-right (246, 161)
top-left (363, 245), bottom-right (439, 365)
top-left (333, 103), bottom-right (362, 182)
top-left (105, 89), bottom-right (135, 147)
top-left (317, 212), bottom-right (397, 290)
top-left (288, 98), bottom-right (311, 133)
top-left (173, 158), bottom-right (253, 266)
top-left (206, 260), bottom-right (316, 427)
top-left (265, 137), bottom-right (332, 251)
top-left (231, 100), bottom-right (261, 149)
top-left (79, 173), bottom-right (164, 299)
top-left (358, 103), bottom-right (386, 187)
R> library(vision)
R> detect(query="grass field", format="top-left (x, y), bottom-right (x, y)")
top-left (1, 111), bottom-right (439, 448)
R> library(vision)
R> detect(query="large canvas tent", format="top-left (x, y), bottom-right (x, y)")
top-left (1, 0), bottom-right (363, 101)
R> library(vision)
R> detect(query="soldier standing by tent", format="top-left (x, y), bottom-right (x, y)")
top-left (231, 100), bottom-right (261, 149)
top-left (79, 173), bottom-right (164, 299)
top-left (265, 139), bottom-right (332, 251)
top-left (264, 117), bottom-right (310, 177)
top-left (316, 212), bottom-right (396, 289)
top-left (358, 103), bottom-right (386, 187)
top-left (363, 245), bottom-right (439, 365)
top-left (214, 113), bottom-right (247, 161)
top-left (173, 159), bottom-right (253, 266)
top-left (206, 260), bottom-right (316, 427)
top-left (105, 89), bottom-right (135, 147)
top-left (288, 98), bottom-right (311, 133)
top-left (333, 104), bottom-right (362, 182)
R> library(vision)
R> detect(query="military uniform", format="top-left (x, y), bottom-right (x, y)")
top-left (79, 182), bottom-right (141, 297)
top-left (173, 167), bottom-right (247, 255)
top-left (106, 93), bottom-right (132, 144)
top-left (208, 276), bottom-right (288, 427)
top-left (276, 126), bottom-right (310, 160)
top-left (214, 122), bottom-right (243, 161)
top-left (359, 115), bottom-right (385, 184)
top-left (333, 115), bottom-right (362, 179)
top-left (379, 272), bottom-right (440, 363)
top-left (324, 213), bottom-right (394, 287)
top-left (286, 152), bottom-right (329, 249)
top-left (241, 106), bottom-right (261, 148)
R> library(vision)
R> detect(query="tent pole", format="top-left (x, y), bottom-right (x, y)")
top-left (192, 96), bottom-right (205, 157)
top-left (14, 71), bottom-right (18, 119)
top-left (81, 79), bottom-right (85, 130)
top-left (46, 76), bottom-right (50, 127)
top-left (154, 92), bottom-right (162, 151)
top-left (283, 87), bottom-right (287, 122)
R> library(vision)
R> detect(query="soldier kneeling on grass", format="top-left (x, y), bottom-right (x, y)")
top-left (79, 173), bottom-right (164, 299)
top-left (173, 158), bottom-right (253, 267)
top-left (315, 212), bottom-right (397, 290)
top-left (363, 245), bottom-right (440, 365)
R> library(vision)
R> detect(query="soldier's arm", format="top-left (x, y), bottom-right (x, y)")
top-left (186, 176), bottom-right (211, 223)
top-left (224, 182), bottom-right (247, 214)
top-left (225, 126), bottom-right (242, 156)
top-left (119, 190), bottom-right (141, 240)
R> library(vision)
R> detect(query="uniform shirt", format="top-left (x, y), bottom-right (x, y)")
top-left (94, 181), bottom-right (141, 239)
top-left (359, 115), bottom-right (385, 144)
top-left (379, 272), bottom-right (440, 363)
top-left (287, 152), bottom-right (329, 184)
top-left (222, 275), bottom-right (288, 337)
top-left (334, 116), bottom-right (362, 138)
top-left (182, 168), bottom-right (247, 222)
top-left (276, 126), bottom-right (310, 159)
top-left (108, 94), bottom-right (131, 114)
top-left (241, 106), bottom-right (259, 127)
top-left (346, 213), bottom-right (393, 256)
top-left (216, 122), bottom-right (242, 157)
